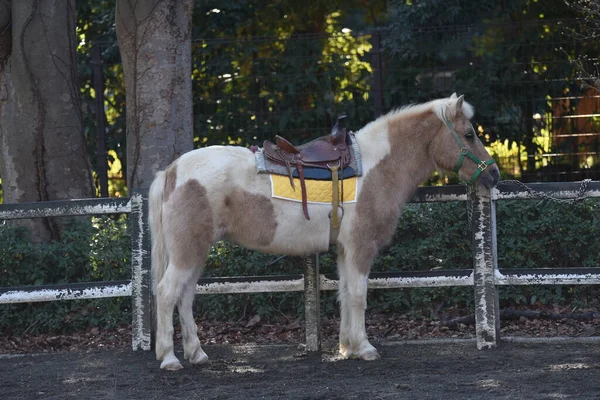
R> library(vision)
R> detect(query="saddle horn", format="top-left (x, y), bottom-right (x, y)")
top-left (331, 115), bottom-right (348, 145)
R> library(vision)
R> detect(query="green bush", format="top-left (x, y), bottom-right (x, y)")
top-left (495, 199), bottom-right (600, 308)
top-left (0, 217), bottom-right (131, 335)
top-left (1, 199), bottom-right (598, 334)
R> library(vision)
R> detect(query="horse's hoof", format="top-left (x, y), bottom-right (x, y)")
top-left (161, 355), bottom-right (184, 371)
top-left (360, 347), bottom-right (380, 361)
top-left (186, 348), bottom-right (209, 365)
top-left (339, 343), bottom-right (357, 359)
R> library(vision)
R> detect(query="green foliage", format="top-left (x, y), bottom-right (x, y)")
top-left (0, 217), bottom-right (130, 286)
top-left (375, 203), bottom-right (472, 272)
top-left (0, 217), bottom-right (130, 335)
top-left (497, 199), bottom-right (600, 269)
top-left (73, 0), bottom-right (600, 194)
top-left (192, 6), bottom-right (374, 147)
top-left (382, 0), bottom-right (599, 178)
top-left (196, 244), bottom-right (305, 320)
top-left (496, 199), bottom-right (600, 308)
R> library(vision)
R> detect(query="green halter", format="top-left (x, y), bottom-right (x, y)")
top-left (442, 116), bottom-right (496, 185)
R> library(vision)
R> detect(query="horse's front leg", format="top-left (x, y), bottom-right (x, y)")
top-left (337, 245), bottom-right (380, 361)
top-left (337, 246), bottom-right (351, 355)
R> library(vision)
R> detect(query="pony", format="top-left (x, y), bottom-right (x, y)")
top-left (148, 93), bottom-right (500, 370)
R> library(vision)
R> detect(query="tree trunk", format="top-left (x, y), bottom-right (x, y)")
top-left (0, 0), bottom-right (94, 242)
top-left (115, 0), bottom-right (194, 190)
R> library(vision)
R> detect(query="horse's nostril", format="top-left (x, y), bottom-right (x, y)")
top-left (491, 168), bottom-right (500, 180)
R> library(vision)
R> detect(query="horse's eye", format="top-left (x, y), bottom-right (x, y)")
top-left (465, 132), bottom-right (475, 140)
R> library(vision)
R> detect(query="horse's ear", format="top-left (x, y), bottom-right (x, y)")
top-left (456, 94), bottom-right (464, 112)
top-left (446, 94), bottom-right (465, 118)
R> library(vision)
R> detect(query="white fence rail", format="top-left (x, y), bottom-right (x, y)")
top-left (1, 182), bottom-right (599, 351)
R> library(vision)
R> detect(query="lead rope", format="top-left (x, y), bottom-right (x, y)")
top-left (466, 179), bottom-right (592, 226)
top-left (501, 179), bottom-right (592, 205)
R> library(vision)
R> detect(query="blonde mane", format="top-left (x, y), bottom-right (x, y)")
top-left (353, 95), bottom-right (474, 147)
top-left (383, 95), bottom-right (475, 124)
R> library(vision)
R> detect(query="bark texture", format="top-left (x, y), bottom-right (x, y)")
top-left (116, 0), bottom-right (194, 190)
top-left (0, 0), bottom-right (94, 242)
top-left (0, 1), bottom-right (11, 66)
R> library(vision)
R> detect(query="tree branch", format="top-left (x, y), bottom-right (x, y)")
top-left (564, 0), bottom-right (600, 93)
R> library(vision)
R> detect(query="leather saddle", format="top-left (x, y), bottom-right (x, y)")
top-left (262, 116), bottom-right (353, 227)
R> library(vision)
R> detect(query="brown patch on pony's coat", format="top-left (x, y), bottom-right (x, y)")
top-left (350, 111), bottom-right (442, 275)
top-left (223, 190), bottom-right (277, 247)
top-left (163, 164), bottom-right (178, 203)
top-left (163, 179), bottom-right (214, 268)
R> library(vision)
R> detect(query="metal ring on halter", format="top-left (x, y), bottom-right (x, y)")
top-left (477, 161), bottom-right (489, 171)
top-left (461, 147), bottom-right (469, 155)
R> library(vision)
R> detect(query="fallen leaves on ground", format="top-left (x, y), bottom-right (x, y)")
top-left (1, 307), bottom-right (598, 354)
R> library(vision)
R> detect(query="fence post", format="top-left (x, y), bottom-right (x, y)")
top-left (469, 185), bottom-right (500, 349)
top-left (304, 254), bottom-right (321, 352)
top-left (130, 188), bottom-right (152, 351)
top-left (371, 30), bottom-right (384, 118)
top-left (91, 43), bottom-right (108, 198)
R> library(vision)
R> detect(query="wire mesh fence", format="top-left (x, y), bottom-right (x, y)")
top-left (87, 19), bottom-right (600, 194)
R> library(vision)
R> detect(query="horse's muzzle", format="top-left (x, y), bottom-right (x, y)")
top-left (480, 167), bottom-right (500, 189)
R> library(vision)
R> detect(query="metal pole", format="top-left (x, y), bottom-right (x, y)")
top-left (92, 43), bottom-right (109, 197)
top-left (469, 185), bottom-right (500, 349)
top-left (130, 189), bottom-right (152, 351)
top-left (304, 254), bottom-right (321, 352)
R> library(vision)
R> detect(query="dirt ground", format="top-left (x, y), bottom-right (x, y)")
top-left (2, 339), bottom-right (600, 400)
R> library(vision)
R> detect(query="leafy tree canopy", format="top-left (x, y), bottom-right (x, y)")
top-left (74, 0), bottom-right (599, 192)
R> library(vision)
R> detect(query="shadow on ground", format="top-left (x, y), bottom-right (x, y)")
top-left (1, 341), bottom-right (599, 399)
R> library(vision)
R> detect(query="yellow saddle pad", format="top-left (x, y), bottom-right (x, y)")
top-left (270, 175), bottom-right (357, 204)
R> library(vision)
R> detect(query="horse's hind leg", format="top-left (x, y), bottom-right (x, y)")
top-left (156, 259), bottom-right (208, 370)
top-left (178, 268), bottom-right (208, 365)
top-left (155, 263), bottom-right (192, 370)
top-left (156, 179), bottom-right (215, 370)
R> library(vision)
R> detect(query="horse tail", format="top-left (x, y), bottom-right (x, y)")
top-left (149, 170), bottom-right (168, 294)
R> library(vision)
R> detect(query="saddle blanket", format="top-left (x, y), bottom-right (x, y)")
top-left (270, 174), bottom-right (357, 204)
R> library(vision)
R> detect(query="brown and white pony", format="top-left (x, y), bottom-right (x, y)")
top-left (149, 94), bottom-right (500, 370)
